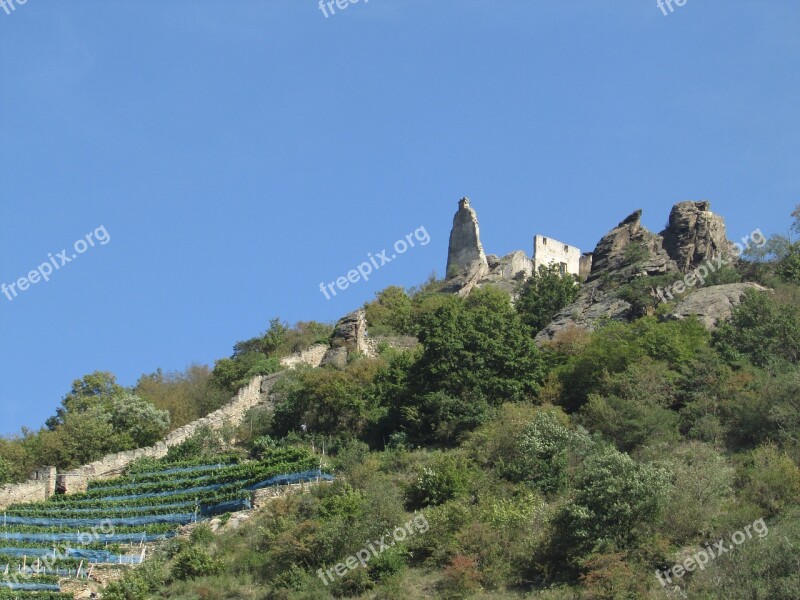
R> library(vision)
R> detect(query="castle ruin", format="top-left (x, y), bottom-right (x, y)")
top-left (444, 198), bottom-right (588, 294)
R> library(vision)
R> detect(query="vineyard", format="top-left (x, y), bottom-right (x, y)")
top-left (0, 447), bottom-right (332, 599)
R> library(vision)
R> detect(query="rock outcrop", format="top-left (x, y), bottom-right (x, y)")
top-left (321, 309), bottom-right (375, 368)
top-left (661, 201), bottom-right (735, 272)
top-left (446, 197), bottom-right (489, 279)
top-left (536, 201), bottom-right (762, 343)
top-left (669, 283), bottom-right (769, 328)
top-left (587, 210), bottom-right (677, 283)
top-left (442, 199), bottom-right (533, 297)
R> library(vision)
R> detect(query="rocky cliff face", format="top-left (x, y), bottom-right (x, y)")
top-left (320, 309), bottom-right (376, 368)
top-left (536, 201), bottom-right (765, 343)
top-left (660, 201), bottom-right (735, 272)
top-left (443, 198), bottom-right (531, 297)
top-left (446, 197), bottom-right (488, 278)
top-left (587, 209), bottom-right (677, 283)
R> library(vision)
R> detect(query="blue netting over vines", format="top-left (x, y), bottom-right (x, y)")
top-left (0, 582), bottom-right (61, 591)
top-left (248, 469), bottom-right (334, 490)
top-left (0, 547), bottom-right (143, 564)
top-left (0, 454), bottom-right (332, 565)
top-left (0, 531), bottom-right (175, 543)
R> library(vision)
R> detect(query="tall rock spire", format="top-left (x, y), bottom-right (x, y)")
top-left (446, 197), bottom-right (488, 278)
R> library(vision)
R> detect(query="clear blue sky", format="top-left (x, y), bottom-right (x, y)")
top-left (1, 1), bottom-right (798, 435)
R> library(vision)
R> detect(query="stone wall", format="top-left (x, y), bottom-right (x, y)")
top-left (280, 343), bottom-right (329, 369)
top-left (533, 235), bottom-right (582, 277)
top-left (251, 479), bottom-right (334, 509)
top-left (0, 374), bottom-right (281, 508)
top-left (0, 467), bottom-right (56, 508)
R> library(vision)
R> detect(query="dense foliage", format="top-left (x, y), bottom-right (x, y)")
top-left (4, 208), bottom-right (800, 599)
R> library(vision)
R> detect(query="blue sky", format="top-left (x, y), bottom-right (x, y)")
top-left (1, 1), bottom-right (798, 435)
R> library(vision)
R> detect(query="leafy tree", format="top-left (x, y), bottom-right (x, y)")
top-left (364, 286), bottom-right (415, 336)
top-left (516, 264), bottom-right (580, 333)
top-left (136, 364), bottom-right (226, 428)
top-left (46, 371), bottom-right (124, 430)
top-left (777, 241), bottom-right (800, 284)
top-left (211, 353), bottom-right (281, 394)
top-left (742, 444), bottom-right (800, 516)
top-left (411, 287), bottom-right (544, 405)
top-left (109, 392), bottom-right (171, 449)
top-left (641, 441), bottom-right (734, 544)
top-left (498, 408), bottom-right (577, 494)
top-left (233, 318), bottom-right (332, 358)
top-left (714, 290), bottom-right (800, 367)
top-left (558, 318), bottom-right (709, 412)
top-left (553, 446), bottom-right (671, 559)
top-left (271, 359), bottom-right (383, 438)
top-left (0, 456), bottom-right (11, 485)
top-left (39, 407), bottom-right (118, 468)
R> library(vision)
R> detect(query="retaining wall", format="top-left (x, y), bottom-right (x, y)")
top-left (0, 373), bottom-right (282, 508)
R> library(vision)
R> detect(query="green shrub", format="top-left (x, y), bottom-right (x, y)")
top-left (171, 545), bottom-right (224, 581)
top-left (406, 455), bottom-right (473, 509)
top-left (553, 446), bottom-right (671, 560)
top-left (516, 264), bottom-right (580, 333)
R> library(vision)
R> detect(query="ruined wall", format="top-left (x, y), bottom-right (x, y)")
top-left (533, 235), bottom-right (582, 277)
top-left (0, 467), bottom-right (56, 508)
top-left (280, 344), bottom-right (329, 369)
top-left (251, 479), bottom-right (334, 509)
top-left (0, 374), bottom-right (281, 508)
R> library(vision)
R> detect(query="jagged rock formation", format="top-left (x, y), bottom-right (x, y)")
top-left (669, 283), bottom-right (769, 328)
top-left (321, 309), bottom-right (375, 368)
top-left (587, 210), bottom-right (677, 283)
top-left (537, 201), bottom-right (765, 343)
top-left (443, 199), bottom-right (532, 297)
top-left (446, 197), bottom-right (488, 278)
top-left (661, 201), bottom-right (735, 272)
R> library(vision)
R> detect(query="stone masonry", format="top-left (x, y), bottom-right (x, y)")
top-left (0, 374), bottom-right (281, 508)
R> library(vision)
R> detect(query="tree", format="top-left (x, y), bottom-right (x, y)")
top-left (364, 286), bottom-right (414, 336)
top-left (46, 371), bottom-right (124, 430)
top-left (109, 392), bottom-right (171, 449)
top-left (714, 290), bottom-right (800, 367)
top-left (0, 456), bottom-right (12, 485)
top-left (502, 409), bottom-right (578, 494)
top-left (411, 287), bottom-right (544, 405)
top-left (554, 446), bottom-right (671, 558)
top-left (516, 264), bottom-right (579, 333)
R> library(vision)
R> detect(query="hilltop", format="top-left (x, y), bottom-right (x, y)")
top-left (1, 200), bottom-right (800, 600)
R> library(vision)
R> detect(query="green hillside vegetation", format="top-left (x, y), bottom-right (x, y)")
top-left (5, 209), bottom-right (800, 599)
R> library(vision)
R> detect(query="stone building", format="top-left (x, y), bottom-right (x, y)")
top-left (532, 235), bottom-right (584, 277)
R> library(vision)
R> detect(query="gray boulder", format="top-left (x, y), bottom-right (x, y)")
top-left (669, 283), bottom-right (769, 328)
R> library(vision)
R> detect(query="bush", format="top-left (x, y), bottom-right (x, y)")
top-left (742, 444), bottom-right (800, 516)
top-left (714, 290), bottom-right (800, 367)
top-left (406, 455), bottom-right (473, 509)
top-left (165, 425), bottom-right (229, 462)
top-left (516, 264), bottom-right (580, 333)
top-left (171, 545), bottom-right (224, 581)
top-left (498, 408), bottom-right (575, 494)
top-left (553, 446), bottom-right (671, 560)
